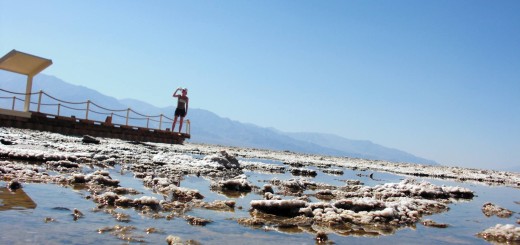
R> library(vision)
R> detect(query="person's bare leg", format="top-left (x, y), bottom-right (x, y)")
top-left (178, 117), bottom-right (184, 133)
top-left (172, 116), bottom-right (178, 131)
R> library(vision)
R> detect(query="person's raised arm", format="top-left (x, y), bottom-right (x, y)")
top-left (172, 88), bottom-right (182, 97)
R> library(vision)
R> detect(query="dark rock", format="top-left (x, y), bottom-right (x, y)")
top-left (7, 179), bottom-right (22, 190)
top-left (0, 139), bottom-right (14, 145)
top-left (82, 135), bottom-right (100, 144)
top-left (316, 231), bottom-right (329, 243)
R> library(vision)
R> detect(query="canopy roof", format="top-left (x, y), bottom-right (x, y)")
top-left (0, 49), bottom-right (52, 77)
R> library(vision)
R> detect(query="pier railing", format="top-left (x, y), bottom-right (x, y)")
top-left (0, 88), bottom-right (190, 135)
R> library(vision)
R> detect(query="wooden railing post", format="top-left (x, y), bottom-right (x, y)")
top-left (159, 114), bottom-right (163, 130)
top-left (186, 119), bottom-right (191, 135)
top-left (12, 96), bottom-right (16, 110)
top-left (126, 108), bottom-right (130, 126)
top-left (37, 90), bottom-right (43, 112)
top-left (86, 100), bottom-right (90, 120)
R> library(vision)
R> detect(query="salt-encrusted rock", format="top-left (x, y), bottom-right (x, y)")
top-left (203, 150), bottom-right (241, 169)
top-left (264, 192), bottom-right (282, 200)
top-left (270, 178), bottom-right (316, 194)
top-left (134, 196), bottom-right (161, 210)
top-left (94, 191), bottom-right (119, 205)
top-left (441, 186), bottom-right (474, 199)
top-left (114, 196), bottom-right (135, 207)
top-left (211, 175), bottom-right (253, 192)
top-left (47, 160), bottom-right (79, 168)
top-left (44, 217), bottom-right (55, 223)
top-left (71, 174), bottom-right (86, 183)
top-left (156, 184), bottom-right (204, 202)
top-left (166, 235), bottom-right (183, 245)
top-left (422, 219), bottom-right (449, 228)
top-left (262, 184), bottom-right (274, 194)
top-left (88, 174), bottom-right (120, 187)
top-left (7, 179), bottom-right (22, 190)
top-left (290, 167), bottom-right (317, 177)
top-left (72, 208), bottom-right (84, 221)
top-left (340, 179), bottom-right (474, 200)
top-left (184, 215), bottom-right (212, 226)
top-left (333, 198), bottom-right (386, 212)
top-left (482, 202), bottom-right (514, 218)
top-left (477, 224), bottom-right (520, 243)
top-left (161, 201), bottom-right (191, 214)
top-left (250, 199), bottom-right (307, 217)
top-left (112, 187), bottom-right (140, 195)
top-left (82, 135), bottom-right (100, 144)
top-left (199, 200), bottom-right (236, 211)
top-left (240, 160), bottom-right (286, 173)
top-left (316, 190), bottom-right (334, 200)
top-left (236, 217), bottom-right (265, 227)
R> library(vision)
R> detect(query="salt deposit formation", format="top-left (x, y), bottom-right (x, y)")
top-left (1, 127), bottom-right (519, 244)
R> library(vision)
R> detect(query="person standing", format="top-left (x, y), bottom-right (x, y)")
top-left (172, 88), bottom-right (189, 133)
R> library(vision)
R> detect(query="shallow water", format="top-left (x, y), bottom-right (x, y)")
top-left (1, 157), bottom-right (519, 244)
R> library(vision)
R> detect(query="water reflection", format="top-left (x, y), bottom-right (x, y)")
top-left (0, 187), bottom-right (37, 211)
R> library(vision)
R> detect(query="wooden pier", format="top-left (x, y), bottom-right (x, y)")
top-left (0, 109), bottom-right (190, 144)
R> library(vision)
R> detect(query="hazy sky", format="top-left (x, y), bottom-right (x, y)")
top-left (1, 1), bottom-right (519, 170)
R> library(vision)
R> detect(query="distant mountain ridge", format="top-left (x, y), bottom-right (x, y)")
top-left (285, 132), bottom-right (436, 164)
top-left (0, 71), bottom-right (437, 165)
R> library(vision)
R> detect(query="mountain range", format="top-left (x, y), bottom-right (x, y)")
top-left (0, 71), bottom-right (437, 165)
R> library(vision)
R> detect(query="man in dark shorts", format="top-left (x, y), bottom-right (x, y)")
top-left (172, 88), bottom-right (189, 133)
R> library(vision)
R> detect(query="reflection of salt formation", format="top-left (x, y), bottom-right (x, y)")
top-left (290, 167), bottom-right (317, 177)
top-left (0, 187), bottom-right (37, 211)
top-left (322, 168), bottom-right (344, 175)
top-left (248, 179), bottom-right (474, 237)
top-left (251, 200), bottom-right (307, 217)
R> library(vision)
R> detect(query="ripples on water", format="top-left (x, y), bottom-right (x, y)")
top-left (0, 156), bottom-right (518, 244)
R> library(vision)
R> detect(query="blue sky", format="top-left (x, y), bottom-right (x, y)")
top-left (1, 1), bottom-right (519, 170)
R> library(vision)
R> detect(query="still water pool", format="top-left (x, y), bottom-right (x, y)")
top-left (0, 158), bottom-right (518, 244)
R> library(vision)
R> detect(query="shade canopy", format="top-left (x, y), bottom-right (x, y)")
top-left (0, 49), bottom-right (53, 113)
top-left (0, 49), bottom-right (52, 77)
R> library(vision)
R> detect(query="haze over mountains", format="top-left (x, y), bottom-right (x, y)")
top-left (0, 71), bottom-right (436, 165)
